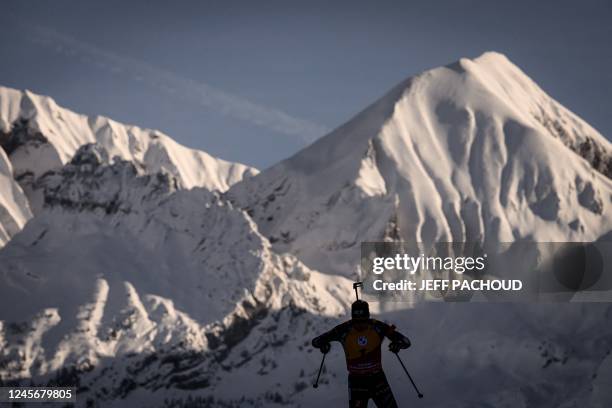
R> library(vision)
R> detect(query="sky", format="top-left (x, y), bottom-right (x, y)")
top-left (1, 0), bottom-right (611, 169)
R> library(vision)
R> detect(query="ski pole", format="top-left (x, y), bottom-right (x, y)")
top-left (312, 352), bottom-right (327, 388)
top-left (394, 352), bottom-right (423, 398)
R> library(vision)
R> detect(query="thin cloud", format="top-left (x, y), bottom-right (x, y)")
top-left (22, 23), bottom-right (329, 143)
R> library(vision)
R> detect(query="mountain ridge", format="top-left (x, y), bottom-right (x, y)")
top-left (0, 85), bottom-right (258, 248)
top-left (0, 85), bottom-right (258, 193)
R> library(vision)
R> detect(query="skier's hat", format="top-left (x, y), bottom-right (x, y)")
top-left (351, 299), bottom-right (370, 319)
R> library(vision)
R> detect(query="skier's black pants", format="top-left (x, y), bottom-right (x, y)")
top-left (348, 371), bottom-right (398, 408)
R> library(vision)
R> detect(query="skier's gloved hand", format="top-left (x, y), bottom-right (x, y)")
top-left (319, 342), bottom-right (331, 354)
top-left (388, 342), bottom-right (402, 354)
top-left (400, 337), bottom-right (411, 349)
top-left (389, 337), bottom-right (410, 353)
top-left (312, 335), bottom-right (331, 354)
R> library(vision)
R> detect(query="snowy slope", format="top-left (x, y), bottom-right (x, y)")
top-left (229, 52), bottom-right (612, 277)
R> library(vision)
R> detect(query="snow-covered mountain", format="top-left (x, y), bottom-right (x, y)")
top-left (0, 141), bottom-right (349, 406)
top-left (1, 52), bottom-right (612, 407)
top-left (0, 86), bottom-right (257, 247)
top-left (229, 52), bottom-right (612, 277)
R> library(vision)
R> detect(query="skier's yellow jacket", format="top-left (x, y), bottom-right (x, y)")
top-left (312, 318), bottom-right (410, 375)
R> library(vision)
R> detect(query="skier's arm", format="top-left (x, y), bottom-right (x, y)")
top-left (311, 323), bottom-right (345, 352)
top-left (388, 329), bottom-right (411, 352)
top-left (376, 321), bottom-right (411, 351)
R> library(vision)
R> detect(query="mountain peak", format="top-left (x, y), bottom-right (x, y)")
top-left (468, 50), bottom-right (513, 66)
top-left (281, 52), bottom-right (610, 180)
top-left (230, 53), bottom-right (612, 276)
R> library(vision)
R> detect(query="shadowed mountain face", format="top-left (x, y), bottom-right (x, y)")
top-left (0, 52), bottom-right (611, 407)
